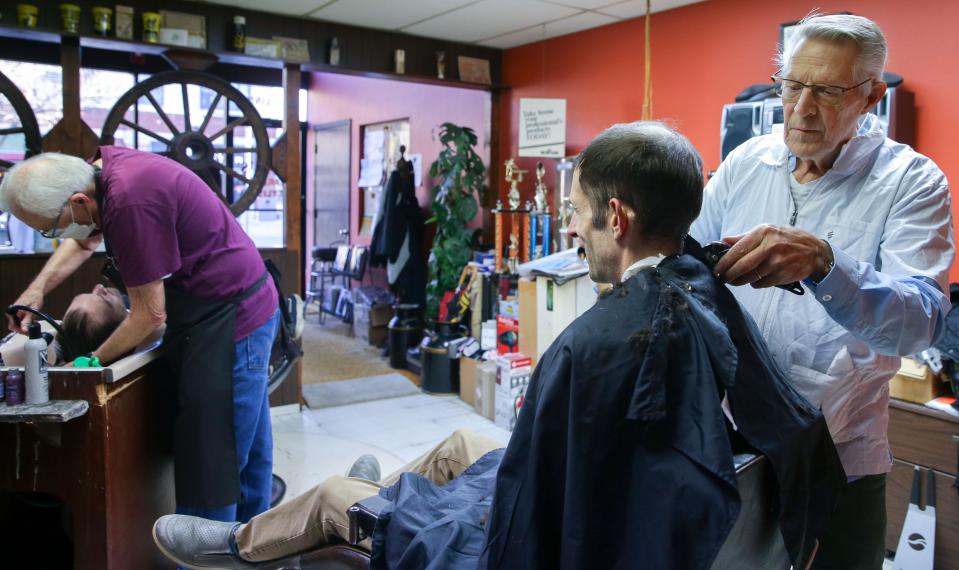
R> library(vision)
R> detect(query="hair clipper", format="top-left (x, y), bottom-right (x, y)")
top-left (701, 241), bottom-right (804, 296)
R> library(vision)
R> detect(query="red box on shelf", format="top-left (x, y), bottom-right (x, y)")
top-left (496, 314), bottom-right (519, 354)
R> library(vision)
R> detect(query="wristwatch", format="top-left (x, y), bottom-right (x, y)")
top-left (817, 240), bottom-right (835, 282)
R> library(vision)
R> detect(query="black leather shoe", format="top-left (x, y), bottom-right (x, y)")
top-left (152, 515), bottom-right (255, 569)
top-left (347, 454), bottom-right (381, 482)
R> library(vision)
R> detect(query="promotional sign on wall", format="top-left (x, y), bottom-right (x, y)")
top-left (518, 98), bottom-right (566, 158)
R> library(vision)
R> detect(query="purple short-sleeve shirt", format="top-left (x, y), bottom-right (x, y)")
top-left (98, 146), bottom-right (277, 341)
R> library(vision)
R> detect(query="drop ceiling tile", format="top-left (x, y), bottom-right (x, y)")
top-left (478, 11), bottom-right (618, 48)
top-left (308, 0), bottom-right (477, 31)
top-left (402, 0), bottom-right (580, 44)
top-left (597, 0), bottom-right (704, 19)
top-left (540, 0), bottom-right (630, 10)
top-left (191, 0), bottom-right (328, 17)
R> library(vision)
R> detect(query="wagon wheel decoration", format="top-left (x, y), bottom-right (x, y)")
top-left (100, 70), bottom-right (271, 216)
top-left (0, 68), bottom-right (42, 172)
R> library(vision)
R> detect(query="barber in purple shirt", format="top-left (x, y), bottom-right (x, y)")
top-left (0, 147), bottom-right (280, 525)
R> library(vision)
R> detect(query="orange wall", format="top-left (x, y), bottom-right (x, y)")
top-left (501, 0), bottom-right (959, 280)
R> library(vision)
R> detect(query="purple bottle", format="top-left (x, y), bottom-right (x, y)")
top-left (6, 368), bottom-right (24, 406)
top-left (0, 354), bottom-right (6, 402)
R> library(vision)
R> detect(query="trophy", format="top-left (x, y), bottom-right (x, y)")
top-left (494, 159), bottom-right (531, 273)
top-left (555, 157), bottom-right (576, 251)
top-left (528, 161), bottom-right (551, 260)
top-left (534, 162), bottom-right (548, 214)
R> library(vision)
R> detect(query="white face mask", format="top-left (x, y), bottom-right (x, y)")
top-left (57, 202), bottom-right (97, 240)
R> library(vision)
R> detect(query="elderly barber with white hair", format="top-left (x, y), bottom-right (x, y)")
top-left (691, 13), bottom-right (953, 569)
top-left (0, 147), bottom-right (280, 529)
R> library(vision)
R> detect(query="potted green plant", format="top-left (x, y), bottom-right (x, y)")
top-left (425, 122), bottom-right (486, 321)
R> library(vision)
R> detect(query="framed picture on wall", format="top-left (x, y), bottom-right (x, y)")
top-left (458, 56), bottom-right (491, 85)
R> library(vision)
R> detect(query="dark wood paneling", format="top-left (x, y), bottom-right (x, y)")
top-left (0, 254), bottom-right (106, 319)
top-left (262, 248), bottom-right (302, 408)
top-left (0, 363), bottom-right (175, 569)
top-left (0, 0), bottom-right (502, 85)
top-left (888, 400), bottom-right (959, 474)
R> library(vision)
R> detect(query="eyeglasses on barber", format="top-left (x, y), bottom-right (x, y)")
top-left (771, 75), bottom-right (873, 106)
top-left (39, 199), bottom-right (72, 239)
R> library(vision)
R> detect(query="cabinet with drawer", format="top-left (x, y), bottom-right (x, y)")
top-left (886, 400), bottom-right (959, 569)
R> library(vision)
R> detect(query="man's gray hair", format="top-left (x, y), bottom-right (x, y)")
top-left (778, 12), bottom-right (887, 82)
top-left (0, 153), bottom-right (95, 217)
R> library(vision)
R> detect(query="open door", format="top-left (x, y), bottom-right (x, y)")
top-left (312, 119), bottom-right (351, 248)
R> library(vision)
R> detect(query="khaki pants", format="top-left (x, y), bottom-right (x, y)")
top-left (235, 429), bottom-right (503, 562)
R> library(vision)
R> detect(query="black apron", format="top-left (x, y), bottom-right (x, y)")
top-left (95, 170), bottom-right (268, 508)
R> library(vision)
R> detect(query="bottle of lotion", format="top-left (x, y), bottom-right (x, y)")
top-left (24, 322), bottom-right (49, 404)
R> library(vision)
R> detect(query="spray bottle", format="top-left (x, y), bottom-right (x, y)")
top-left (24, 322), bottom-right (49, 404)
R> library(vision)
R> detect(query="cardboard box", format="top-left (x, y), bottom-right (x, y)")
top-left (459, 357), bottom-right (478, 406)
top-left (890, 357), bottom-right (949, 404)
top-left (495, 353), bottom-right (532, 431)
top-left (160, 10), bottom-right (205, 48)
top-left (480, 319), bottom-right (497, 351)
top-left (518, 278), bottom-right (537, 366)
top-left (475, 361), bottom-right (497, 420)
top-left (115, 5), bottom-right (134, 40)
top-left (368, 304), bottom-right (394, 327)
top-left (496, 315), bottom-right (518, 354)
top-left (245, 37), bottom-right (280, 58)
top-left (159, 28), bottom-right (189, 46)
top-left (536, 274), bottom-right (597, 359)
top-left (353, 304), bottom-right (393, 347)
top-left (499, 299), bottom-right (519, 318)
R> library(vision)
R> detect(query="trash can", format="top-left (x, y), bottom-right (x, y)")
top-left (388, 303), bottom-right (423, 369)
top-left (420, 321), bottom-right (467, 393)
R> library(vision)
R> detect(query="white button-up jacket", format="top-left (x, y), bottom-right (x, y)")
top-left (691, 113), bottom-right (954, 476)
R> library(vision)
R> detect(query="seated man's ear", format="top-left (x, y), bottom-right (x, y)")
top-left (607, 198), bottom-right (633, 239)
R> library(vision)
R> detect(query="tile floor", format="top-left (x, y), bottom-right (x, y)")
top-left (271, 392), bottom-right (511, 502)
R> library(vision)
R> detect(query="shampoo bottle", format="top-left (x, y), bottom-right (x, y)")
top-left (24, 322), bottom-right (49, 404)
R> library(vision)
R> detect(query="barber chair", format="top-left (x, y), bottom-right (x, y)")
top-left (254, 454), bottom-right (788, 570)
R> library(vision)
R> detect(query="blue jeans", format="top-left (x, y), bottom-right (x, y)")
top-left (176, 309), bottom-right (280, 523)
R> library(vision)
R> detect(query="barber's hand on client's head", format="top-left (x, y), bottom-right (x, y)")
top-left (7, 287), bottom-right (45, 334)
top-left (713, 224), bottom-right (834, 288)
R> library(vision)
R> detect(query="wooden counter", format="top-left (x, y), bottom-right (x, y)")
top-left (0, 360), bottom-right (175, 568)
top-left (886, 399), bottom-right (959, 569)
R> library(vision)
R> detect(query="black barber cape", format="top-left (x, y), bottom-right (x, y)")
top-left (484, 249), bottom-right (844, 569)
top-left (370, 248), bottom-right (843, 570)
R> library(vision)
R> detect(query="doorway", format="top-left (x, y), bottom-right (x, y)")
top-left (312, 119), bottom-right (351, 248)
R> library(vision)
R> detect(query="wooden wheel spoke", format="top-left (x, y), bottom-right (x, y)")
top-left (144, 91), bottom-right (179, 136)
top-left (213, 147), bottom-right (258, 154)
top-left (197, 167), bottom-right (221, 191)
top-left (198, 92), bottom-right (222, 135)
top-left (207, 116), bottom-right (247, 142)
top-left (120, 118), bottom-right (172, 145)
top-left (99, 70), bottom-right (270, 216)
top-left (181, 83), bottom-right (192, 132)
top-left (212, 161), bottom-right (252, 185)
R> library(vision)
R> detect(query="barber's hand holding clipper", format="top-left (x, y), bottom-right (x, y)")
top-left (712, 224), bottom-right (834, 290)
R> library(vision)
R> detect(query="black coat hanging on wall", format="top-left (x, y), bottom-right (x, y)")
top-left (370, 150), bottom-right (426, 307)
